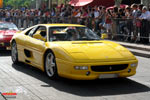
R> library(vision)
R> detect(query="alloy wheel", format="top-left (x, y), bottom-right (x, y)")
top-left (45, 52), bottom-right (57, 78)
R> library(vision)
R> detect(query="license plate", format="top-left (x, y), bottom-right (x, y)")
top-left (99, 74), bottom-right (118, 79)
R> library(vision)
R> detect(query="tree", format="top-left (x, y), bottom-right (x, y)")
top-left (3, 0), bottom-right (34, 8)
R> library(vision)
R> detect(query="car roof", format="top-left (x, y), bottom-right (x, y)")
top-left (39, 23), bottom-right (85, 27)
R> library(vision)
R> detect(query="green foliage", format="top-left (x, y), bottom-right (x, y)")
top-left (3, 0), bottom-right (34, 8)
top-left (3, 0), bottom-right (69, 9)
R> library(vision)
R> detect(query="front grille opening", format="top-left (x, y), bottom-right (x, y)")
top-left (91, 64), bottom-right (128, 72)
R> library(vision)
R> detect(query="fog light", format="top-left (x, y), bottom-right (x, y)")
top-left (128, 69), bottom-right (131, 73)
top-left (131, 63), bottom-right (137, 67)
top-left (74, 66), bottom-right (88, 70)
top-left (86, 71), bottom-right (91, 76)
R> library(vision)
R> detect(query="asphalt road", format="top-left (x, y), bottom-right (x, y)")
top-left (0, 50), bottom-right (150, 100)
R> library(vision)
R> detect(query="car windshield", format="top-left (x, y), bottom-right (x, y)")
top-left (0, 23), bottom-right (18, 30)
top-left (49, 26), bottom-right (100, 41)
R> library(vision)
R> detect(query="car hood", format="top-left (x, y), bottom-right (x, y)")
top-left (52, 41), bottom-right (136, 62)
top-left (0, 30), bottom-right (17, 36)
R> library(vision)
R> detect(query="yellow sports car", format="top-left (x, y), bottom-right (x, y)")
top-left (10, 24), bottom-right (138, 80)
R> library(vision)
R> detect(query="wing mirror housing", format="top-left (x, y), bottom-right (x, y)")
top-left (101, 33), bottom-right (108, 39)
top-left (33, 33), bottom-right (46, 42)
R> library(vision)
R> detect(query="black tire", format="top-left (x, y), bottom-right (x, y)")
top-left (44, 51), bottom-right (58, 79)
top-left (11, 41), bottom-right (19, 64)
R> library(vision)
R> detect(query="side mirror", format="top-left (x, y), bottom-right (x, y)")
top-left (33, 33), bottom-right (46, 42)
top-left (101, 33), bottom-right (108, 39)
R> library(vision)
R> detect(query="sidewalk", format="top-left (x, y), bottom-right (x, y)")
top-left (113, 41), bottom-right (150, 58)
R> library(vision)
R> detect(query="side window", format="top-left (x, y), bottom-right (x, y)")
top-left (38, 26), bottom-right (47, 38)
top-left (32, 26), bottom-right (47, 41)
top-left (28, 27), bottom-right (38, 37)
top-left (25, 28), bottom-right (34, 35)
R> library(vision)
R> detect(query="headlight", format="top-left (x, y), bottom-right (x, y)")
top-left (0, 35), bottom-right (3, 39)
top-left (74, 66), bottom-right (88, 70)
top-left (130, 63), bottom-right (137, 67)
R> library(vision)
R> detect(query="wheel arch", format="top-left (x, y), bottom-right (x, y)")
top-left (43, 49), bottom-right (55, 72)
top-left (11, 39), bottom-right (16, 46)
top-left (43, 48), bottom-right (59, 79)
top-left (11, 39), bottom-right (19, 64)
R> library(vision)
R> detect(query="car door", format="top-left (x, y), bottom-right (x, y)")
top-left (15, 26), bottom-right (35, 62)
top-left (24, 26), bottom-right (47, 69)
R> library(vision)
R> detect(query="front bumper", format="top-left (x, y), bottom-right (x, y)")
top-left (0, 42), bottom-right (11, 50)
top-left (56, 58), bottom-right (138, 80)
top-left (0, 36), bottom-right (12, 50)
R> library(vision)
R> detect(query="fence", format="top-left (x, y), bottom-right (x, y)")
top-left (111, 18), bottom-right (150, 44)
top-left (0, 16), bottom-right (150, 44)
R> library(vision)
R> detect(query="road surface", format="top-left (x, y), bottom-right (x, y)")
top-left (0, 50), bottom-right (150, 100)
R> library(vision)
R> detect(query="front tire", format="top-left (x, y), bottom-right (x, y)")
top-left (11, 41), bottom-right (19, 64)
top-left (44, 51), bottom-right (58, 79)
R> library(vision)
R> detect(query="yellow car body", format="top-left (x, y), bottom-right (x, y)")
top-left (10, 24), bottom-right (138, 80)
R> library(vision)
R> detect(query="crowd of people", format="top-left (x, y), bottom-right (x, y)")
top-left (0, 3), bottom-right (150, 43)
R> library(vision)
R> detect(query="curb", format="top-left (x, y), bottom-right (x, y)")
top-left (112, 41), bottom-right (150, 58)
top-left (121, 44), bottom-right (150, 52)
top-left (130, 50), bottom-right (150, 58)
top-left (119, 43), bottom-right (150, 58)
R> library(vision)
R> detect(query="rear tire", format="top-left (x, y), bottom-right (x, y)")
top-left (11, 41), bottom-right (19, 64)
top-left (44, 51), bottom-right (58, 79)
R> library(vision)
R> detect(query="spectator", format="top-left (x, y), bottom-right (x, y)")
top-left (125, 6), bottom-right (132, 18)
top-left (138, 6), bottom-right (150, 44)
top-left (137, 4), bottom-right (144, 17)
top-left (131, 4), bottom-right (139, 42)
top-left (99, 7), bottom-right (106, 33)
top-left (51, 8), bottom-right (56, 16)
top-left (0, 3), bottom-right (149, 44)
top-left (105, 9), bottom-right (112, 35)
top-left (139, 6), bottom-right (150, 20)
top-left (131, 4), bottom-right (138, 19)
top-left (75, 9), bottom-right (81, 17)
top-left (94, 8), bottom-right (100, 18)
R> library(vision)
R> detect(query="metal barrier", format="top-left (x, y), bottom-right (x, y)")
top-left (0, 16), bottom-right (95, 29)
top-left (0, 16), bottom-right (150, 44)
top-left (111, 18), bottom-right (150, 44)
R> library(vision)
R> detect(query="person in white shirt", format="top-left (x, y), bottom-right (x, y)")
top-left (94, 8), bottom-right (99, 18)
top-left (139, 6), bottom-right (150, 21)
top-left (138, 6), bottom-right (150, 44)
top-left (38, 9), bottom-right (41, 16)
top-left (75, 13), bottom-right (81, 17)
top-left (131, 4), bottom-right (138, 19)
